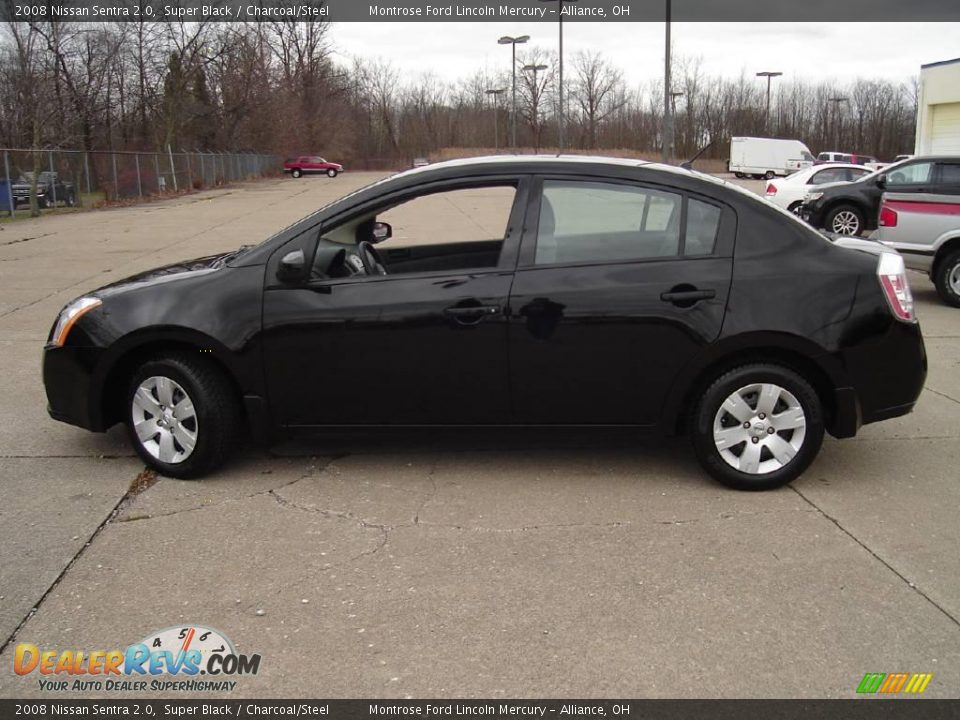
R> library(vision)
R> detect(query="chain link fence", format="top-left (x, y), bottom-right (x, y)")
top-left (0, 148), bottom-right (283, 217)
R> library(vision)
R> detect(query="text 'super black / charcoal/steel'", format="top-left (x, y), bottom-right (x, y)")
top-left (42, 156), bottom-right (927, 490)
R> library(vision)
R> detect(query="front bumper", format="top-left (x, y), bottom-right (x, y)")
top-left (43, 344), bottom-right (105, 431)
top-left (799, 201), bottom-right (827, 228)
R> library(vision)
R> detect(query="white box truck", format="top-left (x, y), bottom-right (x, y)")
top-left (728, 137), bottom-right (815, 179)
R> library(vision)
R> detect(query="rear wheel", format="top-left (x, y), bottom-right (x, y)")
top-left (291, 168), bottom-right (302, 178)
top-left (787, 201), bottom-right (803, 216)
top-left (734, 172), bottom-right (745, 179)
top-left (934, 250), bottom-right (960, 308)
top-left (691, 364), bottom-right (824, 491)
top-left (126, 354), bottom-right (241, 479)
top-left (764, 170), bottom-right (776, 180)
top-left (825, 204), bottom-right (864, 236)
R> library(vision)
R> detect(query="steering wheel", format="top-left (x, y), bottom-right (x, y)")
top-left (357, 241), bottom-right (387, 276)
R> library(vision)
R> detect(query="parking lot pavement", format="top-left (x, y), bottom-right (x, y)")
top-left (1, 173), bottom-right (958, 698)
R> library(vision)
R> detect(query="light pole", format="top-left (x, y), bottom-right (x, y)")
top-left (662, 0), bottom-right (672, 162)
top-left (486, 88), bottom-right (507, 151)
top-left (670, 91), bottom-right (684, 156)
top-left (498, 34), bottom-right (530, 150)
top-left (523, 64), bottom-right (549, 151)
top-left (828, 96), bottom-right (848, 149)
top-left (756, 71), bottom-right (782, 131)
top-left (537, 0), bottom-right (579, 152)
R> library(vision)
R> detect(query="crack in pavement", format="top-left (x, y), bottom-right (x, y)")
top-left (412, 461), bottom-right (438, 526)
top-left (790, 485), bottom-right (960, 630)
top-left (267, 488), bottom-right (390, 573)
top-left (116, 455), bottom-right (344, 523)
top-left (0, 469), bottom-right (156, 657)
top-left (924, 386), bottom-right (960, 406)
top-left (0, 231), bottom-right (55, 247)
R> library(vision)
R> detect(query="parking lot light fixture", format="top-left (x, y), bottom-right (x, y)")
top-left (537, 0), bottom-right (580, 152)
top-left (756, 71), bottom-right (783, 130)
top-left (498, 35), bottom-right (531, 150)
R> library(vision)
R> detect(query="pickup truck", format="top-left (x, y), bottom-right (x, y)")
top-left (11, 172), bottom-right (76, 208)
top-left (876, 191), bottom-right (960, 307)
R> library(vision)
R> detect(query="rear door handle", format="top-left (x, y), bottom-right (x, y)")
top-left (660, 289), bottom-right (716, 304)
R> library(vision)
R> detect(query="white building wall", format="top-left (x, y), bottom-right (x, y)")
top-left (915, 58), bottom-right (960, 155)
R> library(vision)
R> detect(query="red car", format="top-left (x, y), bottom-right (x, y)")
top-left (283, 156), bottom-right (343, 178)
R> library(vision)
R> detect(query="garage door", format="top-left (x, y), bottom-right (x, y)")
top-left (930, 102), bottom-right (960, 153)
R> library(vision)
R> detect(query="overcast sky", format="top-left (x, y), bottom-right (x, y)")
top-left (332, 22), bottom-right (959, 87)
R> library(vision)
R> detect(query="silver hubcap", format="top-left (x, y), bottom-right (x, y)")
top-left (713, 383), bottom-right (807, 475)
top-left (131, 376), bottom-right (198, 464)
top-left (949, 263), bottom-right (960, 295)
top-left (831, 211), bottom-right (859, 235)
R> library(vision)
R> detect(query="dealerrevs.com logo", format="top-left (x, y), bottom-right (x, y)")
top-left (14, 625), bottom-right (261, 693)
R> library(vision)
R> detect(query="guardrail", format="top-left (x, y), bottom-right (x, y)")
top-left (0, 148), bottom-right (283, 217)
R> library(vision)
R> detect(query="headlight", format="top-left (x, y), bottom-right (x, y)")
top-left (805, 192), bottom-right (824, 202)
top-left (50, 297), bottom-right (101, 347)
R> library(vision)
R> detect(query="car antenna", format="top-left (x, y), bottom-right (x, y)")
top-left (680, 141), bottom-right (713, 170)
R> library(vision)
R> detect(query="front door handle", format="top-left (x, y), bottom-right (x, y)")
top-left (660, 287), bottom-right (716, 307)
top-left (443, 303), bottom-right (500, 325)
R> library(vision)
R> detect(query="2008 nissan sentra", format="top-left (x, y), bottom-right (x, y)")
top-left (42, 156), bottom-right (926, 490)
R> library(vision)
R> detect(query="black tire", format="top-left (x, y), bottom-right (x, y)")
top-left (125, 353), bottom-right (242, 479)
top-left (691, 363), bottom-right (825, 491)
top-left (787, 201), bottom-right (802, 216)
top-left (291, 168), bottom-right (302, 178)
top-left (764, 170), bottom-right (776, 180)
top-left (327, 168), bottom-right (338, 178)
top-left (39, 195), bottom-right (50, 209)
top-left (824, 203), bottom-right (865, 236)
top-left (66, 192), bottom-right (76, 207)
top-left (934, 250), bottom-right (960, 308)
top-left (734, 172), bottom-right (745, 179)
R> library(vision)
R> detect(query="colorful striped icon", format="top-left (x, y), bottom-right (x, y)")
top-left (857, 672), bottom-right (933, 694)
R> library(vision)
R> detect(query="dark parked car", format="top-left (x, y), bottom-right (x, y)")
top-left (283, 156), bottom-right (343, 178)
top-left (800, 155), bottom-right (960, 236)
top-left (43, 156), bottom-right (926, 491)
top-left (12, 171), bottom-right (76, 208)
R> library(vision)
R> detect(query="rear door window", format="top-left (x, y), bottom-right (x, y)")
top-left (533, 181), bottom-right (721, 265)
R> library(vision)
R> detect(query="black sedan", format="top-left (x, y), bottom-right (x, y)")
top-left (800, 155), bottom-right (960, 236)
top-left (43, 156), bottom-right (927, 490)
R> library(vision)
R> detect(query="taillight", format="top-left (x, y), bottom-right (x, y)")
top-left (879, 205), bottom-right (898, 227)
top-left (877, 252), bottom-right (915, 322)
top-left (765, 183), bottom-right (777, 195)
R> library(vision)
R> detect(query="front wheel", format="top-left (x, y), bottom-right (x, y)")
top-left (291, 168), bottom-right (302, 178)
top-left (934, 250), bottom-right (960, 308)
top-left (126, 354), bottom-right (241, 479)
top-left (327, 168), bottom-right (338, 178)
top-left (825, 204), bottom-right (864, 236)
top-left (691, 364), bottom-right (824, 491)
top-left (764, 170), bottom-right (776, 180)
top-left (734, 172), bottom-right (745, 179)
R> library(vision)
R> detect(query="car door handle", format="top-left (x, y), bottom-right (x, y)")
top-left (444, 305), bottom-right (500, 317)
top-left (660, 288), bottom-right (716, 304)
top-left (443, 304), bottom-right (501, 326)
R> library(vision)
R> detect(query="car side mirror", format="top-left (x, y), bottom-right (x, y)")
top-left (277, 249), bottom-right (307, 283)
top-left (875, 174), bottom-right (886, 189)
top-left (370, 222), bottom-right (392, 243)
